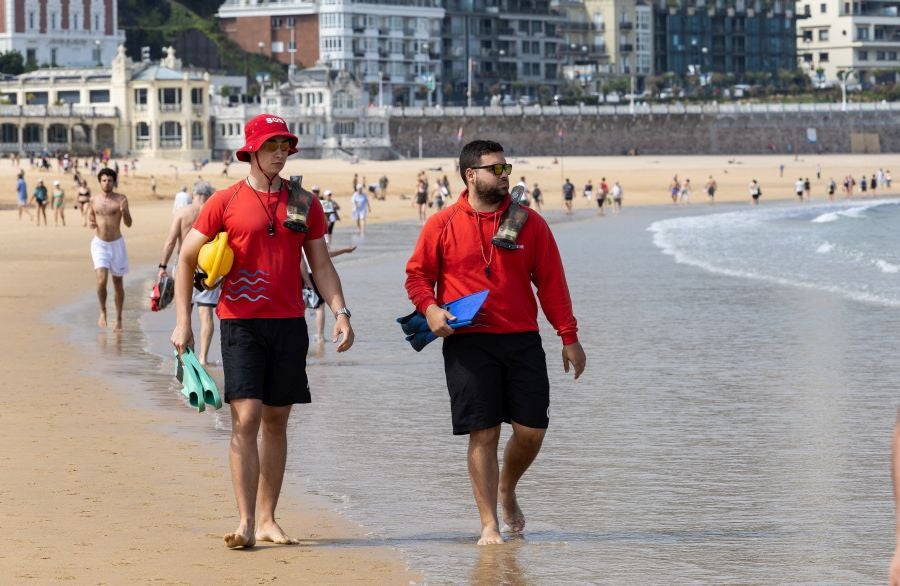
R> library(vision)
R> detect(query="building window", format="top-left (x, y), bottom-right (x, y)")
top-left (877, 51), bottom-right (887, 60)
top-left (50, 13), bottom-right (57, 30)
top-left (857, 27), bottom-right (869, 40)
top-left (72, 13), bottom-right (79, 30)
top-left (858, 50), bottom-right (868, 60)
top-left (89, 90), bottom-right (110, 103)
top-left (890, 51), bottom-right (898, 60)
top-left (191, 121), bottom-right (203, 141)
top-left (819, 29), bottom-right (829, 41)
top-left (820, 3), bottom-right (826, 12)
top-left (191, 87), bottom-right (203, 105)
top-left (272, 17), bottom-right (282, 29)
top-left (57, 90), bottom-right (80, 104)
top-left (50, 48), bottom-right (58, 67)
top-left (159, 121), bottom-right (182, 147)
top-left (272, 41), bottom-right (284, 53)
top-left (819, 52), bottom-right (829, 62)
top-left (136, 122), bottom-right (150, 141)
top-left (26, 92), bottom-right (48, 105)
top-left (286, 17), bottom-right (296, 27)
top-left (804, 4), bottom-right (811, 15)
top-left (94, 14), bottom-right (100, 31)
top-left (159, 88), bottom-right (182, 111)
top-left (134, 88), bottom-right (148, 105)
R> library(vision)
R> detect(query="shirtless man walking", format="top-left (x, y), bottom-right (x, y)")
top-left (88, 168), bottom-right (132, 330)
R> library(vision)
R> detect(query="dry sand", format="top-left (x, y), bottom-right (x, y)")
top-left (0, 150), bottom-right (895, 582)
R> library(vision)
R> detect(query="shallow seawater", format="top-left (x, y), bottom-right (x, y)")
top-left (64, 200), bottom-right (899, 584)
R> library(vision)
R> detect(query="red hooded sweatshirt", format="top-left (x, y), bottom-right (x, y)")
top-left (405, 189), bottom-right (578, 345)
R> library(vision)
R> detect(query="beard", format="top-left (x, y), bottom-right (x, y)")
top-left (474, 177), bottom-right (508, 205)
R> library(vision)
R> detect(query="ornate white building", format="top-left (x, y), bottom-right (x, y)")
top-left (213, 64), bottom-right (392, 160)
top-left (0, 46), bottom-right (211, 159)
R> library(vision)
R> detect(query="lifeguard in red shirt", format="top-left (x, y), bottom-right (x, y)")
top-left (405, 139), bottom-right (586, 545)
top-left (171, 113), bottom-right (354, 549)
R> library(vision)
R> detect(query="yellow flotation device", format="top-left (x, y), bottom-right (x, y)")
top-left (194, 232), bottom-right (234, 291)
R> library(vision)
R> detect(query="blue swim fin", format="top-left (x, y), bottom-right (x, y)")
top-left (397, 310), bottom-right (429, 335)
top-left (444, 290), bottom-right (489, 324)
top-left (175, 350), bottom-right (205, 412)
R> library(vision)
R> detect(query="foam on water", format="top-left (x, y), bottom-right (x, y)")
top-left (649, 199), bottom-right (900, 308)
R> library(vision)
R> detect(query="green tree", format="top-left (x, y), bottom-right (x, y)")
top-left (0, 50), bottom-right (24, 75)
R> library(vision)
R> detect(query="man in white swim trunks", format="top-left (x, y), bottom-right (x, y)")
top-left (88, 168), bottom-right (132, 330)
top-left (159, 186), bottom-right (219, 365)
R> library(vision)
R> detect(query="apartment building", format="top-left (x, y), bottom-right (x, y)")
top-left (653, 0), bottom-right (798, 80)
top-left (0, 0), bottom-right (125, 67)
top-left (0, 46), bottom-right (210, 159)
top-left (217, 0), bottom-right (445, 106)
top-left (584, 0), bottom-right (653, 78)
top-left (440, 0), bottom-right (568, 105)
top-left (798, 0), bottom-right (900, 85)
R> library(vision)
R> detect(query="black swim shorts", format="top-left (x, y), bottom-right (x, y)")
top-left (442, 332), bottom-right (550, 435)
top-left (220, 317), bottom-right (311, 406)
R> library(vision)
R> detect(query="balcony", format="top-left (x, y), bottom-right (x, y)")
top-left (619, 21), bottom-right (633, 30)
top-left (619, 43), bottom-right (634, 52)
top-left (160, 103), bottom-right (181, 113)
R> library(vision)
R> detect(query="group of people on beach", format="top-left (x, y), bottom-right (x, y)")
top-left (562, 177), bottom-right (623, 214)
top-left (116, 114), bottom-right (585, 550)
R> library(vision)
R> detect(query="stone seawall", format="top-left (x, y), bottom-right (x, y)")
top-left (388, 109), bottom-right (900, 158)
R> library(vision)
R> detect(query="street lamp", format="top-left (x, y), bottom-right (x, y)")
top-left (839, 68), bottom-right (857, 111)
top-left (378, 70), bottom-right (384, 108)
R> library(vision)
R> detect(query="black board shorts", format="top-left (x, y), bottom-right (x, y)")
top-left (221, 317), bottom-right (310, 406)
top-left (442, 332), bottom-right (550, 435)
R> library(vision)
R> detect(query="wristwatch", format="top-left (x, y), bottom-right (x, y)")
top-left (335, 306), bottom-right (352, 319)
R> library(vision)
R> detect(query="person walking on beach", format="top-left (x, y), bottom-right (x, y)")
top-left (562, 178), bottom-right (574, 213)
top-left (76, 179), bottom-right (91, 226)
top-left (170, 114), bottom-right (354, 550)
top-left (583, 179), bottom-right (593, 203)
top-left (172, 184), bottom-right (191, 212)
top-left (803, 178), bottom-right (812, 201)
top-left (705, 176), bottom-right (717, 205)
top-left (15, 170), bottom-right (32, 221)
top-left (669, 177), bottom-right (680, 204)
top-left (351, 183), bottom-right (371, 235)
top-left (321, 189), bottom-right (340, 246)
top-left (610, 181), bottom-right (623, 213)
top-left (795, 177), bottom-right (805, 202)
top-left (89, 168), bottom-right (132, 330)
top-left (51, 180), bottom-right (65, 226)
top-left (531, 182), bottom-right (542, 211)
top-left (679, 178), bottom-right (691, 204)
top-left (827, 177), bottom-right (836, 200)
top-left (415, 178), bottom-right (429, 225)
top-left (158, 187), bottom-right (219, 366)
top-left (31, 179), bottom-right (49, 226)
top-left (749, 179), bottom-right (762, 206)
top-left (405, 139), bottom-right (586, 545)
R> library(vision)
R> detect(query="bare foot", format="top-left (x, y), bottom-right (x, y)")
top-left (113, 320), bottom-right (123, 332)
top-left (224, 526), bottom-right (255, 549)
top-left (477, 526), bottom-right (504, 545)
top-left (98, 311), bottom-right (107, 328)
top-left (256, 520), bottom-right (300, 545)
top-left (500, 489), bottom-right (526, 533)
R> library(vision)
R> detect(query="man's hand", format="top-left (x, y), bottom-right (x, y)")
top-left (425, 303), bottom-right (455, 337)
top-left (171, 323), bottom-right (194, 355)
top-left (333, 315), bottom-right (355, 352)
top-left (562, 342), bottom-right (586, 379)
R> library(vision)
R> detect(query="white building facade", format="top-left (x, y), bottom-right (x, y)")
top-left (0, 46), bottom-right (210, 159)
top-left (798, 0), bottom-right (900, 85)
top-left (216, 0), bottom-right (444, 107)
top-left (0, 0), bottom-right (125, 67)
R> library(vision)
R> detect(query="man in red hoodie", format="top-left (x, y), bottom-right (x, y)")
top-left (405, 139), bottom-right (586, 545)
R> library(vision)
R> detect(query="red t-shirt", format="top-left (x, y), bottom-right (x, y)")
top-left (193, 178), bottom-right (326, 319)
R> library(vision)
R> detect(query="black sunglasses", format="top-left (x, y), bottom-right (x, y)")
top-left (470, 163), bottom-right (513, 176)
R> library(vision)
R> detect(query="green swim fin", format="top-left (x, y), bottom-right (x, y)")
top-left (175, 350), bottom-right (205, 412)
top-left (181, 348), bottom-right (223, 410)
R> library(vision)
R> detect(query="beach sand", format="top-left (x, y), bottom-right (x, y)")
top-left (0, 150), bottom-right (894, 582)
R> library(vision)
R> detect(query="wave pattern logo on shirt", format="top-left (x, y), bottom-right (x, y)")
top-left (225, 269), bottom-right (271, 302)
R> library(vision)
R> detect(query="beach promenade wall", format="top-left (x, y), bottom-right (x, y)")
top-left (387, 102), bottom-right (900, 158)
